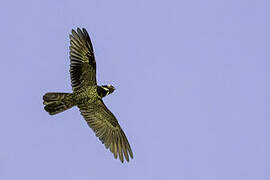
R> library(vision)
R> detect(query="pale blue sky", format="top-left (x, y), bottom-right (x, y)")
top-left (0, 0), bottom-right (270, 179)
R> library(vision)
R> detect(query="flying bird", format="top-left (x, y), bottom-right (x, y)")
top-left (43, 28), bottom-right (133, 163)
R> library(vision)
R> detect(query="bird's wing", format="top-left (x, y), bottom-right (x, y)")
top-left (78, 99), bottom-right (133, 163)
top-left (69, 28), bottom-right (96, 91)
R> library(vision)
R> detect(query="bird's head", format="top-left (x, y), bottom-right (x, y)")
top-left (105, 84), bottom-right (115, 95)
top-left (98, 84), bottom-right (115, 98)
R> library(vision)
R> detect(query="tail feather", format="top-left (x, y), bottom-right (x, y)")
top-left (43, 93), bottom-right (75, 115)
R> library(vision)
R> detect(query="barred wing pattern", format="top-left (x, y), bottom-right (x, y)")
top-left (78, 100), bottom-right (133, 162)
top-left (69, 28), bottom-right (96, 91)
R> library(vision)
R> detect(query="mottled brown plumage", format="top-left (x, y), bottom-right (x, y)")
top-left (43, 28), bottom-right (133, 163)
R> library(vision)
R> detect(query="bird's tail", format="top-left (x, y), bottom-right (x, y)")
top-left (43, 92), bottom-right (75, 115)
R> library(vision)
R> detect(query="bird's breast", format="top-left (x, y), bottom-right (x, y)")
top-left (73, 86), bottom-right (98, 104)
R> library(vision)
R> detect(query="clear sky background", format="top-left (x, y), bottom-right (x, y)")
top-left (0, 0), bottom-right (269, 179)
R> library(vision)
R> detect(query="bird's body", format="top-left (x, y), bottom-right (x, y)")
top-left (43, 28), bottom-right (133, 163)
top-left (74, 85), bottom-right (98, 104)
